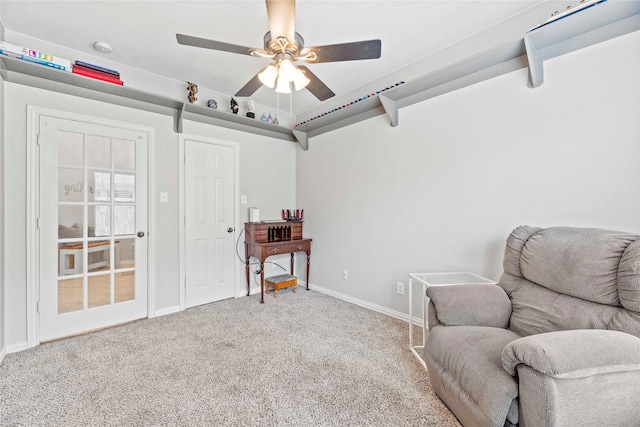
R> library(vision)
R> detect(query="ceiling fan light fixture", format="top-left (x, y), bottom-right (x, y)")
top-left (278, 58), bottom-right (297, 83)
top-left (275, 76), bottom-right (292, 94)
top-left (293, 68), bottom-right (310, 91)
top-left (258, 64), bottom-right (278, 88)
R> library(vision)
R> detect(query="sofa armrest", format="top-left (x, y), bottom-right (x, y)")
top-left (426, 283), bottom-right (512, 329)
top-left (502, 329), bottom-right (640, 378)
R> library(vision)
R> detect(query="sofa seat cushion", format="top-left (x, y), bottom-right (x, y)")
top-left (426, 325), bottom-right (521, 426)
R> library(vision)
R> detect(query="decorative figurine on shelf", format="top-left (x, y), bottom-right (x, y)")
top-left (261, 112), bottom-right (267, 122)
top-left (273, 115), bottom-right (279, 125)
top-left (186, 82), bottom-right (198, 103)
top-left (246, 100), bottom-right (255, 119)
top-left (207, 99), bottom-right (218, 109)
top-left (230, 97), bottom-right (239, 114)
top-left (267, 113), bottom-right (273, 124)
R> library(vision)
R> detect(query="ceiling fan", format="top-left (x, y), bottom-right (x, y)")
top-left (176, 0), bottom-right (381, 101)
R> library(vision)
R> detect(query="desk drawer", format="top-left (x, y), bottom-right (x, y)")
top-left (265, 242), bottom-right (309, 256)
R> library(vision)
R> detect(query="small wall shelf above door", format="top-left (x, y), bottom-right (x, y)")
top-left (0, 54), bottom-right (297, 142)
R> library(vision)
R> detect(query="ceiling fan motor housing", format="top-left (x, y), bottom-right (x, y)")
top-left (263, 31), bottom-right (305, 56)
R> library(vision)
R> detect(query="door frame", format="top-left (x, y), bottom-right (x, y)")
top-left (26, 105), bottom-right (156, 347)
top-left (178, 133), bottom-right (240, 311)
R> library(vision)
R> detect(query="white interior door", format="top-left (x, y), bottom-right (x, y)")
top-left (38, 116), bottom-right (148, 341)
top-left (185, 139), bottom-right (235, 307)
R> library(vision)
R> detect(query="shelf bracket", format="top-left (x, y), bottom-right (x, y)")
top-left (524, 34), bottom-right (544, 88)
top-left (175, 102), bottom-right (186, 133)
top-left (292, 129), bottom-right (308, 151)
top-left (379, 95), bottom-right (399, 127)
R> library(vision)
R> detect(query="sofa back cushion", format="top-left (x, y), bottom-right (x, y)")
top-left (500, 225), bottom-right (640, 338)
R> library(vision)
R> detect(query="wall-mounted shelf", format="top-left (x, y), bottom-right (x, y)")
top-left (0, 54), bottom-right (298, 143)
top-left (524, 0), bottom-right (640, 88)
top-left (2, 0), bottom-right (638, 149)
top-left (180, 103), bottom-right (295, 142)
top-left (292, 0), bottom-right (639, 137)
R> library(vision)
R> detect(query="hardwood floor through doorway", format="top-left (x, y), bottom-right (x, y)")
top-left (58, 269), bottom-right (134, 314)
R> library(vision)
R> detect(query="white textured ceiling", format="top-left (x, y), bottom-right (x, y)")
top-left (0, 0), bottom-right (549, 114)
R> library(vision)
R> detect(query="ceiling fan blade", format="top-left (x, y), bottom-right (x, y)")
top-left (297, 66), bottom-right (335, 101)
top-left (176, 34), bottom-right (255, 56)
top-left (235, 68), bottom-right (267, 97)
top-left (301, 40), bottom-right (381, 63)
top-left (265, 0), bottom-right (295, 45)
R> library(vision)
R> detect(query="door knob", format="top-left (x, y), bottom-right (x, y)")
top-left (137, 231), bottom-right (145, 238)
top-left (227, 227), bottom-right (234, 233)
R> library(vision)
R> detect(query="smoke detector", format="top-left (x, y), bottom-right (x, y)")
top-left (93, 41), bottom-right (113, 54)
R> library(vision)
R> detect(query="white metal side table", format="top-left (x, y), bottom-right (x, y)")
top-left (408, 272), bottom-right (496, 369)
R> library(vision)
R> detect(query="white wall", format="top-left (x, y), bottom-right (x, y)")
top-left (3, 83), bottom-right (296, 349)
top-left (296, 32), bottom-right (640, 318)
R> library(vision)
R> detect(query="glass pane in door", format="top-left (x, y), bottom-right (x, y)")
top-left (58, 277), bottom-right (83, 314)
top-left (115, 271), bottom-right (135, 303)
top-left (86, 134), bottom-right (111, 169)
top-left (58, 205), bottom-right (84, 238)
top-left (58, 168), bottom-right (84, 202)
top-left (56, 131), bottom-right (138, 314)
top-left (118, 238), bottom-right (135, 269)
top-left (88, 274), bottom-right (111, 308)
top-left (57, 131), bottom-right (84, 167)
top-left (89, 170), bottom-right (111, 203)
top-left (113, 138), bottom-right (135, 171)
top-left (58, 242), bottom-right (83, 276)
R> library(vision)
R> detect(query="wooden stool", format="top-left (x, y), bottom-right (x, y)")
top-left (265, 274), bottom-right (297, 298)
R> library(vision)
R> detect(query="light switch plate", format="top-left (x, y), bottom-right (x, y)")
top-left (160, 192), bottom-right (168, 203)
top-left (241, 194), bottom-right (247, 204)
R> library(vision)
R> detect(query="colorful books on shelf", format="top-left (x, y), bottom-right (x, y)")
top-left (0, 40), bottom-right (72, 71)
top-left (74, 60), bottom-right (120, 77)
top-left (73, 61), bottom-right (123, 85)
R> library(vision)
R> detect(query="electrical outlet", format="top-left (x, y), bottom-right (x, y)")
top-left (342, 270), bottom-right (348, 280)
top-left (396, 281), bottom-right (405, 295)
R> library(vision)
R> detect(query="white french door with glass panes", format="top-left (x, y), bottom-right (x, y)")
top-left (38, 115), bottom-right (148, 341)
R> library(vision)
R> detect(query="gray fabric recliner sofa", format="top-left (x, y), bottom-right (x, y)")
top-left (424, 225), bottom-right (640, 427)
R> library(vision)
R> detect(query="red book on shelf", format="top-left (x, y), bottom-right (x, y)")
top-left (72, 66), bottom-right (123, 85)
top-left (73, 64), bottom-right (117, 79)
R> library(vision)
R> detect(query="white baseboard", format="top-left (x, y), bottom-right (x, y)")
top-left (241, 280), bottom-right (425, 326)
top-left (7, 341), bottom-right (29, 354)
top-left (0, 346), bottom-right (6, 364)
top-left (153, 305), bottom-right (181, 318)
top-left (306, 282), bottom-right (423, 325)
top-left (239, 285), bottom-right (268, 297)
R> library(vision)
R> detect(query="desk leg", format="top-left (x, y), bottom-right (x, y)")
top-left (260, 261), bottom-right (265, 304)
top-left (245, 256), bottom-right (251, 296)
top-left (306, 253), bottom-right (310, 291)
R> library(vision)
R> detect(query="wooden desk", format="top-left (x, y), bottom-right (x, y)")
top-left (245, 238), bottom-right (312, 303)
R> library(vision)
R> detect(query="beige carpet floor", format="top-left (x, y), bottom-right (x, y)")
top-left (0, 289), bottom-right (460, 426)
